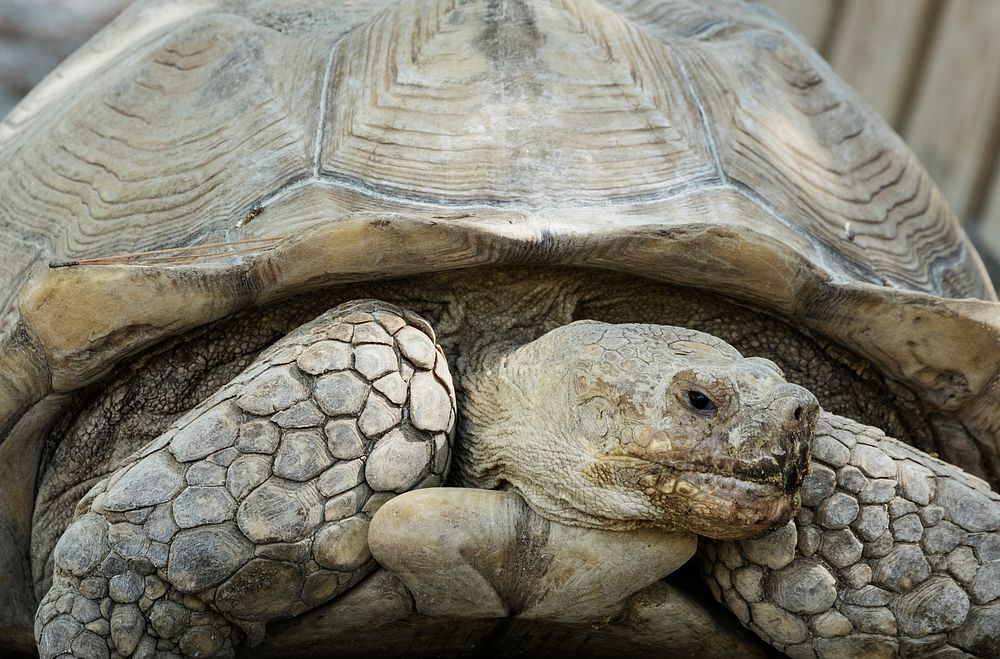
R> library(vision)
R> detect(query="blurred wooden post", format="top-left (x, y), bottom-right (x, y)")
top-left (755, 0), bottom-right (841, 51)
top-left (758, 0), bottom-right (1000, 273)
top-left (826, 0), bottom-right (934, 127)
top-left (901, 0), bottom-right (1000, 223)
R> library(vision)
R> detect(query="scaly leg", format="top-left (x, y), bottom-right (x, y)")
top-left (35, 300), bottom-right (456, 658)
top-left (702, 412), bottom-right (1000, 658)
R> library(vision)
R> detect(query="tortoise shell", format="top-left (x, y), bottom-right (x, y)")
top-left (0, 0), bottom-right (1000, 471)
top-left (1, 2), bottom-right (1000, 649)
top-left (2, 0), bottom-right (997, 473)
top-left (0, 0), bottom-right (991, 303)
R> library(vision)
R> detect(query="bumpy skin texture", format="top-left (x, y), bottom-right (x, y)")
top-left (33, 301), bottom-right (455, 658)
top-left (702, 414), bottom-right (1000, 658)
top-left (459, 321), bottom-right (820, 539)
top-left (33, 305), bottom-right (821, 658)
top-left (31, 291), bottom-right (1000, 658)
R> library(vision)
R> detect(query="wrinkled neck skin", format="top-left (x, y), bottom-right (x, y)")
top-left (456, 342), bottom-right (636, 529)
top-left (453, 321), bottom-right (818, 539)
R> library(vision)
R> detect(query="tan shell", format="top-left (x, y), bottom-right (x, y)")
top-left (1, 0), bottom-right (1000, 580)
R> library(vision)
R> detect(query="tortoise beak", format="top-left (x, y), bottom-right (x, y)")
top-left (777, 385), bottom-right (820, 493)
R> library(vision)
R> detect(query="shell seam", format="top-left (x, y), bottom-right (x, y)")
top-left (673, 54), bottom-right (727, 185)
top-left (313, 41), bottom-right (338, 176)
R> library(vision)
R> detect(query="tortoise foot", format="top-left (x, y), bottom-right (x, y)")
top-left (36, 579), bottom-right (234, 659)
top-left (369, 487), bottom-right (696, 622)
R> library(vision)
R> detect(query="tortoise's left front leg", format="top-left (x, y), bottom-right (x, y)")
top-left (702, 412), bottom-right (1000, 659)
top-left (369, 487), bottom-right (696, 622)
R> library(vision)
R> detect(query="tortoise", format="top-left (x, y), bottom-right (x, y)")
top-left (0, 0), bottom-right (999, 657)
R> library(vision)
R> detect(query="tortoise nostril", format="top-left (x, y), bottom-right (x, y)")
top-left (794, 406), bottom-right (802, 421)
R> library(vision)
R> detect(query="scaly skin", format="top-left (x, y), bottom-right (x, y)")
top-left (457, 320), bottom-right (819, 539)
top-left (702, 413), bottom-right (1000, 658)
top-left (33, 301), bottom-right (1000, 658)
top-left (34, 301), bottom-right (456, 658)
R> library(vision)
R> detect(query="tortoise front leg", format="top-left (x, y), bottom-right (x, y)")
top-left (702, 412), bottom-right (1000, 659)
top-left (369, 487), bottom-right (696, 622)
top-left (34, 300), bottom-right (456, 658)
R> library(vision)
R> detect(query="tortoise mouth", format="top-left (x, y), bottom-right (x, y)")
top-left (640, 457), bottom-right (806, 492)
top-left (606, 455), bottom-right (802, 539)
top-left (633, 436), bottom-right (811, 497)
top-left (663, 468), bottom-right (800, 540)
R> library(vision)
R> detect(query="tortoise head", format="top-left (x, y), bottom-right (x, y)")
top-left (459, 321), bottom-right (819, 540)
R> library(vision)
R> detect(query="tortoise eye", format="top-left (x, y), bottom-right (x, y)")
top-left (687, 390), bottom-right (717, 414)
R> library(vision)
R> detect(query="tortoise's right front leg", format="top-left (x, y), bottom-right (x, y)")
top-left (34, 300), bottom-right (455, 658)
top-left (702, 413), bottom-right (1000, 659)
